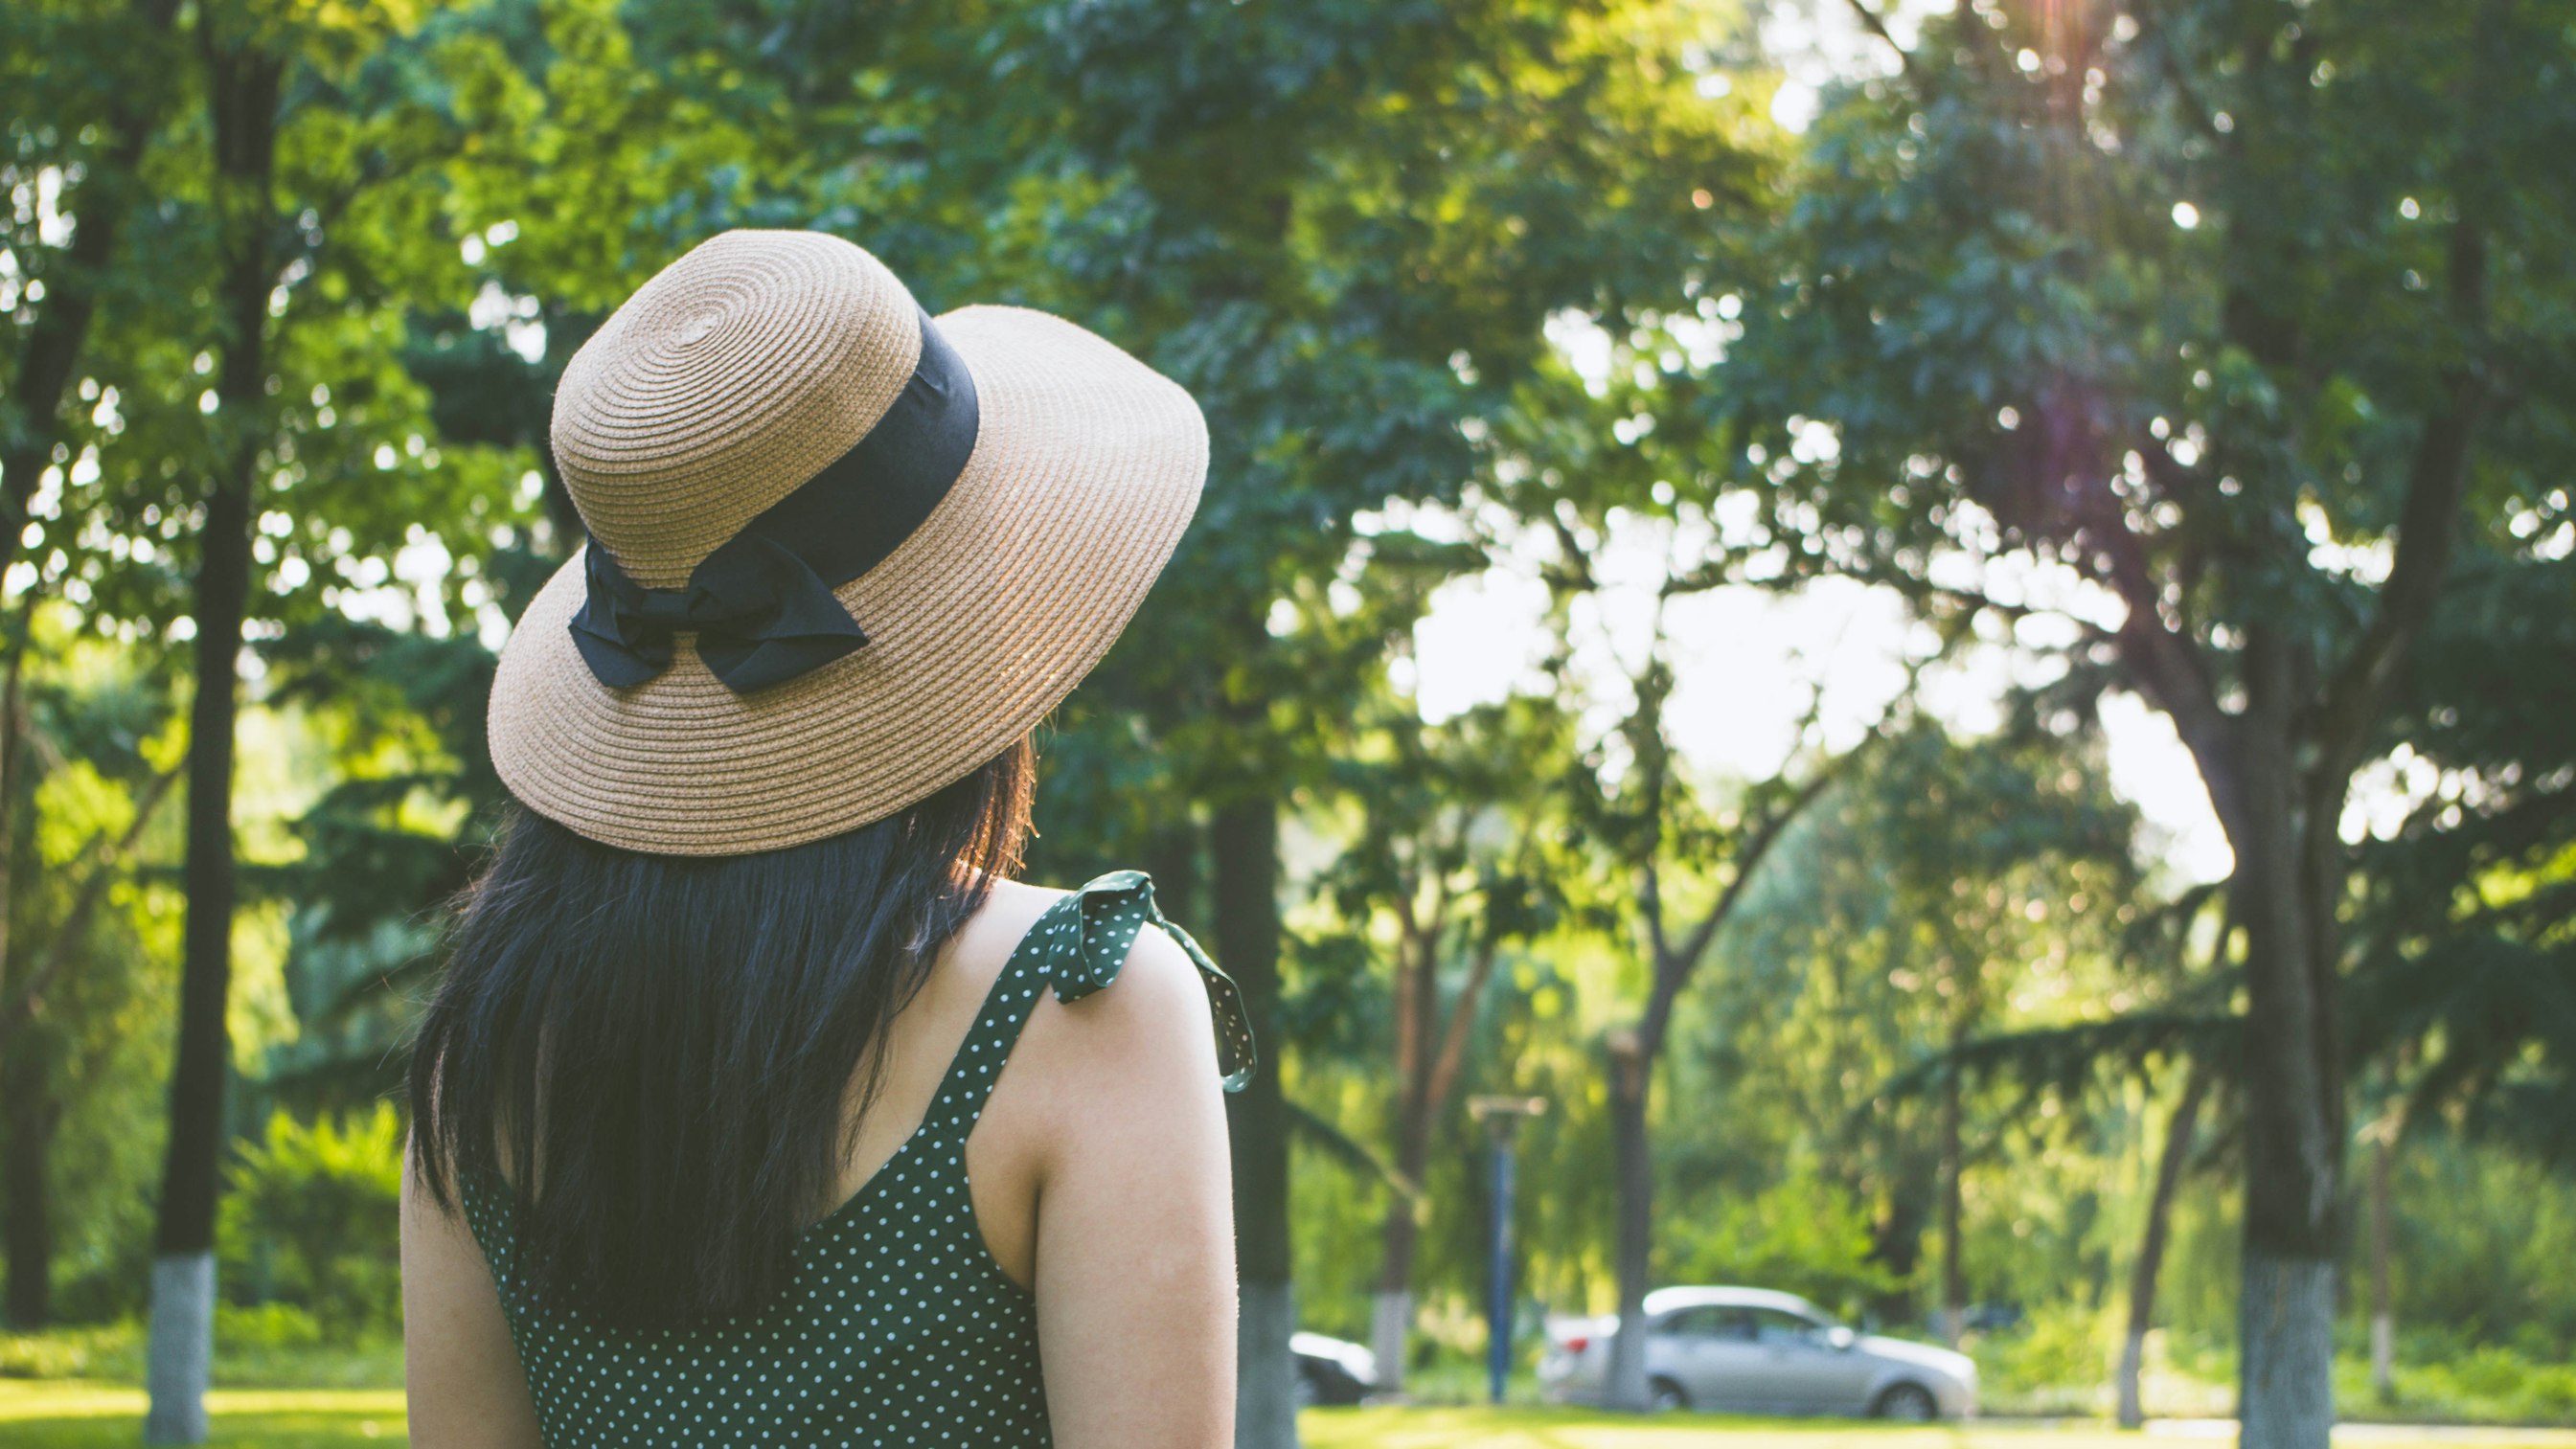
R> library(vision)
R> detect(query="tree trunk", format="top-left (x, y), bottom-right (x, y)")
top-left (0, 621), bottom-right (27, 1015)
top-left (146, 28), bottom-right (278, 1445)
top-left (2, 1037), bottom-right (58, 1329)
top-left (1368, 1213), bottom-right (1417, 1401)
top-left (1938, 1030), bottom-right (1966, 1349)
top-left (2119, 1062), bottom-right (2209, 1429)
top-left (1603, 1030), bottom-right (1653, 1413)
top-left (0, 626), bottom-right (31, 1332)
top-left (2242, 1253), bottom-right (2336, 1448)
top-left (1369, 1115), bottom-right (1427, 1398)
top-left (2232, 634), bottom-right (2342, 1449)
top-left (2368, 1110), bottom-right (2396, 1405)
top-left (147, 423), bottom-right (252, 1447)
top-left (1214, 796), bottom-right (1296, 1449)
top-left (1370, 905), bottom-right (1444, 1400)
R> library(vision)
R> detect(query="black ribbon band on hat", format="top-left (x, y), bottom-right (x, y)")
top-left (568, 306), bottom-right (981, 695)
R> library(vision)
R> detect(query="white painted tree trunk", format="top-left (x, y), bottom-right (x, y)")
top-left (2240, 1250), bottom-right (2335, 1449)
top-left (1237, 1278), bottom-right (1301, 1449)
top-left (2116, 1326), bottom-right (2148, 1429)
top-left (144, 1252), bottom-right (214, 1444)
top-left (2371, 1313), bottom-right (2394, 1402)
top-left (1368, 1288), bottom-right (1411, 1399)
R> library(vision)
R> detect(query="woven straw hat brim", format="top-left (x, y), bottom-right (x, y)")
top-left (488, 304), bottom-right (1207, 856)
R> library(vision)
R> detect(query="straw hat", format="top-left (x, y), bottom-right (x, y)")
top-left (488, 230), bottom-right (1207, 855)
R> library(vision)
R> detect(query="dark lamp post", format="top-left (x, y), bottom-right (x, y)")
top-left (1468, 1094), bottom-right (1547, 1406)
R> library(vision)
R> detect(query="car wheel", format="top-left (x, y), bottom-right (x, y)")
top-left (1873, 1382), bottom-right (1939, 1421)
top-left (1292, 1370), bottom-right (1319, 1412)
top-left (1649, 1377), bottom-right (1691, 1413)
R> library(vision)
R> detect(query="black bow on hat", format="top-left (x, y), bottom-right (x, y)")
top-left (561, 305), bottom-right (981, 696)
top-left (569, 533), bottom-right (870, 694)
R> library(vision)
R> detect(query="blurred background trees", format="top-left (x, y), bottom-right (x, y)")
top-left (1, 0), bottom-right (2570, 1442)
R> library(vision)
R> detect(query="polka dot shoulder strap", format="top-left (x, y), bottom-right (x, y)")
top-left (933, 870), bottom-right (1257, 1134)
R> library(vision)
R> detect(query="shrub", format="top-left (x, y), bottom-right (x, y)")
top-left (0, 1321), bottom-right (139, 1380)
top-left (1968, 1302), bottom-right (2120, 1415)
top-left (1661, 1164), bottom-right (1906, 1322)
top-left (217, 1102), bottom-right (403, 1336)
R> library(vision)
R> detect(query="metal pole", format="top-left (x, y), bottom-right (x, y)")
top-left (1468, 1095), bottom-right (1546, 1408)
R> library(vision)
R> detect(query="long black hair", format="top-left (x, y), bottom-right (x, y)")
top-left (405, 736), bottom-right (1034, 1327)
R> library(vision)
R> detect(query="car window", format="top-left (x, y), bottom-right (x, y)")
top-left (1749, 1308), bottom-right (1825, 1347)
top-left (1657, 1306), bottom-right (1755, 1341)
top-left (1657, 1307), bottom-right (1719, 1338)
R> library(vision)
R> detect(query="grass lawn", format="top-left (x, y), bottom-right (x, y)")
top-left (1300, 1413), bottom-right (2576, 1449)
top-left (0, 1381), bottom-right (405, 1445)
top-left (10, 1383), bottom-right (2576, 1448)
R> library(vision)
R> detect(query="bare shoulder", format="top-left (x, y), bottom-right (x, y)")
top-left (956, 878), bottom-right (1210, 1023)
top-left (929, 875), bottom-right (1062, 997)
top-left (953, 875), bottom-right (1067, 950)
top-left (1053, 897), bottom-right (1215, 1040)
top-left (998, 880), bottom-right (1220, 1089)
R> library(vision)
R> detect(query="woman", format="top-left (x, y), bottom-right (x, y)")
top-left (400, 230), bottom-right (1254, 1448)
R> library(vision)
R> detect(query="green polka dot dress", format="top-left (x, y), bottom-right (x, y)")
top-left (458, 872), bottom-right (1255, 1447)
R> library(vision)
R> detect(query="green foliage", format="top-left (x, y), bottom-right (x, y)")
top-left (216, 1105), bottom-right (403, 1336)
top-left (250, 617), bottom-right (516, 1113)
top-left (0, 612), bottom-right (184, 1324)
top-left (8, 0), bottom-right (2576, 1418)
top-left (1657, 716), bottom-right (2151, 1330)
top-left (1970, 1302), bottom-right (2120, 1415)
top-left (1662, 1164), bottom-right (1905, 1321)
top-left (2360, 1132), bottom-right (2576, 1351)
top-left (2340, 1345), bottom-right (2576, 1425)
top-left (0, 1321), bottom-right (138, 1382)
top-left (0, 1307), bottom-right (399, 1390)
top-left (2348, 535), bottom-right (2576, 1165)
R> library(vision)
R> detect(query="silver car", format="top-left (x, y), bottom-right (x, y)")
top-left (1538, 1285), bottom-right (1976, 1418)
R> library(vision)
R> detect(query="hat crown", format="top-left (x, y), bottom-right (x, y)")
top-left (549, 231), bottom-right (924, 591)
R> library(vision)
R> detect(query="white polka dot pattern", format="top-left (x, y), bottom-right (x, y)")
top-left (457, 872), bottom-right (1255, 1446)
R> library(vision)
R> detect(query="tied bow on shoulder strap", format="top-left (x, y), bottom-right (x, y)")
top-left (1037, 871), bottom-right (1256, 1094)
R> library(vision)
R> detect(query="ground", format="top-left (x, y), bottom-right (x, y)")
top-left (9, 1382), bottom-right (2576, 1449)
top-left (0, 1382), bottom-right (405, 1446)
top-left (1302, 1412), bottom-right (2576, 1449)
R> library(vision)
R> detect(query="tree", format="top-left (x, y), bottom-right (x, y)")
top-left (19, 3), bottom-right (1949, 1432)
top-left (1710, 2), bottom-right (2576, 1440)
top-left (1310, 694), bottom-right (1566, 1395)
top-left (1717, 706), bottom-right (2156, 1347)
top-left (23, 1), bottom-right (562, 1432)
top-left (145, 14), bottom-right (286, 1437)
top-left (1540, 550), bottom-right (1912, 1408)
top-left (1846, 720), bottom-right (2142, 1345)
top-left (0, 615), bottom-right (181, 1328)
top-left (1, 11), bottom-right (192, 1325)
top-left (983, 4), bottom-right (1775, 1437)
top-left (2344, 524), bottom-right (2576, 1166)
top-left (2111, 890), bottom-right (2233, 1428)
top-left (0, 0), bottom-right (187, 585)
top-left (1585, 632), bottom-right (1875, 1412)
top-left (2337, 510), bottom-right (2576, 1392)
top-left (1428, 244), bottom-right (1933, 1404)
top-left (403, 10), bottom-right (1775, 1433)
